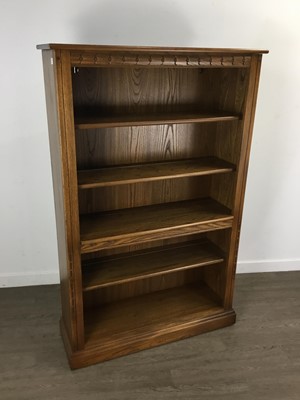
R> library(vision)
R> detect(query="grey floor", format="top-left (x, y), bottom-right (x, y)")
top-left (1, 272), bottom-right (299, 400)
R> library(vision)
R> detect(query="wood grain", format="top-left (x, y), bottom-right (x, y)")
top-left (210, 69), bottom-right (250, 211)
top-left (82, 240), bottom-right (224, 290)
top-left (80, 197), bottom-right (233, 253)
top-left (78, 176), bottom-right (211, 214)
top-left (41, 50), bottom-right (75, 344)
top-left (42, 50), bottom-right (85, 350)
top-left (72, 67), bottom-right (220, 118)
top-left (81, 231), bottom-right (215, 262)
top-left (224, 55), bottom-right (263, 310)
top-left (83, 268), bottom-right (204, 306)
top-left (59, 51), bottom-right (85, 349)
top-left (75, 123), bottom-right (216, 169)
top-left (37, 43), bottom-right (269, 54)
top-left (75, 112), bottom-right (240, 129)
top-left (77, 157), bottom-right (235, 189)
top-left (84, 283), bottom-right (224, 345)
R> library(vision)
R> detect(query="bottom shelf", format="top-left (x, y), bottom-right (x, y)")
top-left (85, 284), bottom-right (223, 347)
top-left (61, 283), bottom-right (236, 368)
top-left (84, 283), bottom-right (225, 348)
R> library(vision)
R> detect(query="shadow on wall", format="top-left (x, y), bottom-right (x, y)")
top-left (71, 0), bottom-right (195, 45)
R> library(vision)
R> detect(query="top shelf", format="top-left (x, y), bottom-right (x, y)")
top-left (75, 112), bottom-right (240, 130)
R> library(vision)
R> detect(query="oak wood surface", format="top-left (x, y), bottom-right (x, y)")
top-left (41, 50), bottom-right (75, 344)
top-left (80, 197), bottom-right (233, 253)
top-left (81, 232), bottom-right (220, 262)
top-left (77, 157), bottom-right (235, 189)
top-left (42, 50), bottom-right (85, 350)
top-left (67, 308), bottom-right (236, 368)
top-left (72, 68), bottom-right (219, 119)
top-left (210, 68), bottom-right (250, 211)
top-left (83, 266), bottom-right (206, 307)
top-left (75, 124), bottom-right (215, 170)
top-left (82, 240), bottom-right (224, 290)
top-left (78, 176), bottom-right (211, 214)
top-left (37, 43), bottom-right (268, 54)
top-left (84, 283), bottom-right (224, 346)
top-left (59, 51), bottom-right (85, 349)
top-left (71, 54), bottom-right (252, 69)
top-left (224, 55), bottom-right (263, 310)
top-left (75, 112), bottom-right (240, 129)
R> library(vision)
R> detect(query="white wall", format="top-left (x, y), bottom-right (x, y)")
top-left (1, 0), bottom-right (299, 287)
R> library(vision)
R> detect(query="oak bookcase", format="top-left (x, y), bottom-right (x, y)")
top-left (37, 44), bottom-right (267, 369)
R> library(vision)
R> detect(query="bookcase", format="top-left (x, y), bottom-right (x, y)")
top-left (37, 43), bottom-right (267, 369)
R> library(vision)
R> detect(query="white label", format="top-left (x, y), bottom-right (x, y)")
top-left (50, 57), bottom-right (53, 65)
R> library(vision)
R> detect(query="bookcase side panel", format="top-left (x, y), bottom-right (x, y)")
top-left (224, 55), bottom-right (263, 308)
top-left (42, 49), bottom-right (84, 350)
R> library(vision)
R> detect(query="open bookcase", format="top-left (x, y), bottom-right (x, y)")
top-left (37, 44), bottom-right (267, 368)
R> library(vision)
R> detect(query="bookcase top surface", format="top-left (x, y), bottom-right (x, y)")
top-left (36, 43), bottom-right (268, 54)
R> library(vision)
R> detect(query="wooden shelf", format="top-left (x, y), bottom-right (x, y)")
top-left (80, 198), bottom-right (233, 253)
top-left (77, 157), bottom-right (235, 189)
top-left (82, 240), bottom-right (224, 291)
top-left (84, 283), bottom-right (224, 348)
top-left (75, 112), bottom-right (240, 129)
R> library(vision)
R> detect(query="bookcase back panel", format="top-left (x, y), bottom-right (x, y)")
top-left (72, 67), bottom-right (248, 117)
top-left (83, 267), bottom-right (207, 306)
top-left (78, 176), bottom-right (210, 214)
top-left (82, 262), bottom-right (227, 308)
top-left (75, 124), bottom-right (215, 169)
top-left (72, 67), bottom-right (216, 116)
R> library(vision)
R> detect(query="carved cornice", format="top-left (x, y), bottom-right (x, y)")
top-left (70, 52), bottom-right (251, 68)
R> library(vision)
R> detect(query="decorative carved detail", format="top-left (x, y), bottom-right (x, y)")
top-left (70, 52), bottom-right (251, 68)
